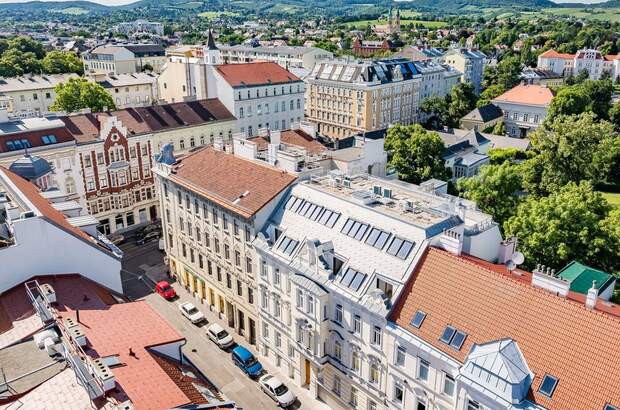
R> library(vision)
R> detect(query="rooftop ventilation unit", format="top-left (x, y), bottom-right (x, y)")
top-left (351, 190), bottom-right (376, 205)
top-left (92, 358), bottom-right (116, 391)
top-left (69, 325), bottom-right (87, 347)
top-left (40, 283), bottom-right (56, 304)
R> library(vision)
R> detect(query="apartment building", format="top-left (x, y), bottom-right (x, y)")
top-left (253, 172), bottom-right (503, 410)
top-left (413, 60), bottom-right (461, 102)
top-left (218, 44), bottom-right (333, 70)
top-left (82, 43), bottom-right (166, 74)
top-left (385, 245), bottom-right (620, 410)
top-left (115, 19), bottom-right (164, 36)
top-left (154, 145), bottom-right (297, 346)
top-left (0, 74), bottom-right (78, 119)
top-left (0, 116), bottom-right (83, 200)
top-left (395, 45), bottom-right (444, 63)
top-left (58, 99), bottom-right (234, 234)
top-left (306, 58), bottom-right (421, 140)
top-left (90, 72), bottom-right (159, 108)
top-left (537, 48), bottom-right (620, 80)
top-left (207, 62), bottom-right (305, 136)
top-left (442, 48), bottom-right (486, 94)
top-left (492, 84), bottom-right (554, 138)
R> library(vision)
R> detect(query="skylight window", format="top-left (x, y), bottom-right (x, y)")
top-left (410, 310), bottom-right (426, 328)
top-left (386, 236), bottom-right (414, 259)
top-left (341, 219), bottom-right (369, 240)
top-left (440, 325), bottom-right (456, 344)
top-left (278, 236), bottom-right (299, 256)
top-left (365, 228), bottom-right (391, 250)
top-left (439, 325), bottom-right (468, 351)
top-left (285, 196), bottom-right (340, 228)
top-left (450, 330), bottom-right (467, 350)
top-left (339, 267), bottom-right (368, 292)
top-left (604, 404), bottom-right (619, 410)
top-left (538, 374), bottom-right (559, 398)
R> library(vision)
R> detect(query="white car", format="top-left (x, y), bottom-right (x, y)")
top-left (179, 302), bottom-right (205, 324)
top-left (258, 374), bottom-right (296, 407)
top-left (206, 323), bottom-right (234, 349)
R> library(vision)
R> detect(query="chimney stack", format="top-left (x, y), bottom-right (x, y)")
top-left (439, 228), bottom-right (463, 256)
top-left (531, 264), bottom-right (570, 297)
top-left (586, 280), bottom-right (598, 309)
top-left (498, 237), bottom-right (517, 264)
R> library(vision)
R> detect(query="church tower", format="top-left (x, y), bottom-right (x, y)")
top-left (204, 29), bottom-right (220, 65)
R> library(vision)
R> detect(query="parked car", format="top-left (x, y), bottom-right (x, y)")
top-left (206, 323), bottom-right (234, 349)
top-left (258, 375), bottom-right (296, 407)
top-left (141, 222), bottom-right (161, 235)
top-left (136, 230), bottom-right (160, 245)
top-left (107, 233), bottom-right (124, 245)
top-left (179, 302), bottom-right (205, 324)
top-left (232, 345), bottom-right (263, 378)
top-left (155, 281), bottom-right (176, 300)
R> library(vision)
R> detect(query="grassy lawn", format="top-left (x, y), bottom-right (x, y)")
top-left (268, 4), bottom-right (304, 14)
top-left (344, 18), bottom-right (447, 29)
top-left (51, 7), bottom-right (89, 14)
top-left (542, 7), bottom-right (620, 23)
top-left (198, 11), bottom-right (240, 18)
top-left (602, 192), bottom-right (620, 208)
top-left (172, 1), bottom-right (204, 10)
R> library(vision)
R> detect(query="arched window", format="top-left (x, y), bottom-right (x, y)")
top-left (179, 139), bottom-right (185, 150)
top-left (190, 137), bottom-right (195, 148)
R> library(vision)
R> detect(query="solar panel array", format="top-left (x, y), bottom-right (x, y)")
top-left (341, 218), bottom-right (415, 260)
top-left (285, 196), bottom-right (341, 228)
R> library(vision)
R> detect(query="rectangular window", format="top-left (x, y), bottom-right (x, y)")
top-left (273, 268), bottom-right (281, 286)
top-left (353, 314), bottom-right (361, 334)
top-left (296, 289), bottom-right (303, 308)
top-left (372, 326), bottom-right (381, 346)
top-left (394, 384), bottom-right (404, 403)
top-left (443, 374), bottom-right (455, 396)
top-left (467, 400), bottom-right (480, 410)
top-left (306, 295), bottom-right (314, 314)
top-left (418, 358), bottom-right (430, 381)
top-left (335, 305), bottom-right (343, 324)
top-left (332, 376), bottom-right (341, 396)
top-left (395, 346), bottom-right (406, 366)
top-left (246, 257), bottom-right (253, 273)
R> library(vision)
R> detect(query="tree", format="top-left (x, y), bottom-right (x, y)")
top-left (491, 120), bottom-right (506, 135)
top-left (488, 147), bottom-right (531, 165)
top-left (609, 102), bottom-right (620, 132)
top-left (7, 36), bottom-right (45, 59)
top-left (523, 113), bottom-right (619, 195)
top-left (42, 51), bottom-right (83, 75)
top-left (581, 79), bottom-right (614, 120)
top-left (447, 83), bottom-right (477, 127)
top-left (504, 181), bottom-right (620, 272)
top-left (477, 84), bottom-right (505, 108)
top-left (457, 161), bottom-right (522, 227)
top-left (384, 124), bottom-right (451, 184)
top-left (142, 63), bottom-right (154, 72)
top-left (546, 86), bottom-right (590, 123)
top-left (0, 49), bottom-right (41, 77)
top-left (420, 96), bottom-right (449, 129)
top-left (51, 78), bottom-right (116, 114)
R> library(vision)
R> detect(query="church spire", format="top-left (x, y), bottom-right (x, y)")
top-left (207, 29), bottom-right (218, 51)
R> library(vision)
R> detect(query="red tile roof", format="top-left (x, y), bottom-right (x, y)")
top-left (170, 146), bottom-right (296, 219)
top-left (214, 62), bottom-right (301, 87)
top-left (539, 49), bottom-right (574, 59)
top-left (0, 167), bottom-right (98, 248)
top-left (61, 99), bottom-right (235, 144)
top-left (390, 247), bottom-right (620, 410)
top-left (492, 84), bottom-right (554, 107)
top-left (247, 129), bottom-right (327, 156)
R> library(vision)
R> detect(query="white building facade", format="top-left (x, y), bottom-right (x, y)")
top-left (253, 173), bottom-right (502, 410)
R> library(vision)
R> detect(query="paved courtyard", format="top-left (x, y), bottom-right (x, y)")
top-left (119, 241), bottom-right (330, 410)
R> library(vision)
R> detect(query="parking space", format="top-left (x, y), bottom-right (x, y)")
top-left (119, 241), bottom-right (329, 410)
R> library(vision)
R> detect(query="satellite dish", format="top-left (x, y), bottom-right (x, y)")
top-left (506, 260), bottom-right (517, 271)
top-left (512, 252), bottom-right (525, 265)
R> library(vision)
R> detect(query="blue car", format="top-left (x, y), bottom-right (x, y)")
top-left (232, 345), bottom-right (263, 378)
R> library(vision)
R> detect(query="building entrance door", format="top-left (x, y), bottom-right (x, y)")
top-left (249, 318), bottom-right (256, 345)
top-left (304, 359), bottom-right (311, 386)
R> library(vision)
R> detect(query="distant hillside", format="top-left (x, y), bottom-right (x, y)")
top-left (0, 0), bottom-right (110, 12)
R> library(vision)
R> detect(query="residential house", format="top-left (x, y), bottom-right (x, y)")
top-left (0, 74), bottom-right (78, 119)
top-left (537, 48), bottom-right (620, 80)
top-left (492, 84), bottom-right (554, 138)
top-left (460, 103), bottom-right (503, 131)
top-left (90, 72), bottom-right (159, 109)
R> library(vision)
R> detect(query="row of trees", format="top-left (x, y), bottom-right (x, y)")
top-left (385, 111), bottom-right (620, 274)
top-left (0, 36), bottom-right (83, 77)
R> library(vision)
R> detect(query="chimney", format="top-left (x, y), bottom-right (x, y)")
top-left (531, 264), bottom-right (570, 297)
top-left (585, 280), bottom-right (598, 309)
top-left (213, 136), bottom-right (224, 151)
top-left (498, 237), bottom-right (517, 264)
top-left (439, 229), bottom-right (463, 256)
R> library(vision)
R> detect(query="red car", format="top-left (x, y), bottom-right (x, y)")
top-left (155, 281), bottom-right (176, 300)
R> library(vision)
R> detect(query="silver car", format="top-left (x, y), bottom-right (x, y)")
top-left (258, 374), bottom-right (296, 407)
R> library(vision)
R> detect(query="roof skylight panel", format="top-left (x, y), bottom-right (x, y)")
top-left (365, 227), bottom-right (391, 250)
top-left (440, 325), bottom-right (456, 344)
top-left (410, 310), bottom-right (426, 328)
top-left (386, 236), bottom-right (415, 259)
top-left (339, 267), bottom-right (368, 292)
top-left (278, 236), bottom-right (299, 256)
top-left (449, 330), bottom-right (467, 350)
top-left (538, 374), bottom-right (559, 398)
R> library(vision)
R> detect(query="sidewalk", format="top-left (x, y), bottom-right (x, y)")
top-left (169, 281), bottom-right (331, 410)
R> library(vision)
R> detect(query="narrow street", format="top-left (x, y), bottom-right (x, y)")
top-left (119, 241), bottom-right (330, 410)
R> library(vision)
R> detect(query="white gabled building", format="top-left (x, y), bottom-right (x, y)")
top-left (253, 172), bottom-right (502, 410)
